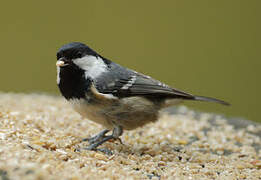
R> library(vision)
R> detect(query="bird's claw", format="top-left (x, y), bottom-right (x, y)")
top-left (80, 127), bottom-right (123, 155)
top-left (75, 147), bottom-right (113, 156)
top-left (82, 129), bottom-right (109, 144)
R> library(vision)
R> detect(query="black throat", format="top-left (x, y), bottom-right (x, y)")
top-left (58, 66), bottom-right (91, 100)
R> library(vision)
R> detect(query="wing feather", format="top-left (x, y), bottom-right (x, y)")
top-left (94, 63), bottom-right (194, 100)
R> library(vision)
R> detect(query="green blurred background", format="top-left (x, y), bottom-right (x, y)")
top-left (0, 1), bottom-right (260, 122)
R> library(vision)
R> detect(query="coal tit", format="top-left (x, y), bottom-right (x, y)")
top-left (56, 42), bottom-right (229, 151)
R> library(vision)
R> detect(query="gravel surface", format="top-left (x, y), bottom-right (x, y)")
top-left (0, 93), bottom-right (260, 179)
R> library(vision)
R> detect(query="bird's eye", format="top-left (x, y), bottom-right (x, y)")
top-left (76, 52), bottom-right (82, 58)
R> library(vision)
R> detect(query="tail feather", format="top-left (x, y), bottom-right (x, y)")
top-left (193, 95), bottom-right (230, 106)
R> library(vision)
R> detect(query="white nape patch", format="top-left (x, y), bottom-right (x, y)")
top-left (73, 55), bottom-right (107, 79)
top-left (56, 66), bottom-right (61, 84)
top-left (121, 75), bottom-right (137, 90)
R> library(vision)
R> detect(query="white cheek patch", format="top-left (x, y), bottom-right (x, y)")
top-left (56, 66), bottom-right (61, 84)
top-left (73, 55), bottom-right (108, 79)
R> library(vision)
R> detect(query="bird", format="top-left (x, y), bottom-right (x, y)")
top-left (56, 42), bottom-right (229, 152)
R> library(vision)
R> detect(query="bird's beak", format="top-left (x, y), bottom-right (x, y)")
top-left (56, 58), bottom-right (68, 67)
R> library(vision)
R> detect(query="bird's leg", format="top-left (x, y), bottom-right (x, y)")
top-left (85, 126), bottom-right (123, 151)
top-left (111, 125), bottom-right (123, 144)
top-left (82, 129), bottom-right (110, 144)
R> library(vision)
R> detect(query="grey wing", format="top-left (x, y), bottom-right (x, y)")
top-left (95, 62), bottom-right (195, 100)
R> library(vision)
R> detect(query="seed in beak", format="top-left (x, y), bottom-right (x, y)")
top-left (56, 60), bottom-right (67, 67)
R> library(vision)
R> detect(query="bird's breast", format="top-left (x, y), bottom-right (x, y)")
top-left (58, 66), bottom-right (90, 100)
top-left (69, 92), bottom-right (161, 130)
top-left (69, 98), bottom-right (115, 129)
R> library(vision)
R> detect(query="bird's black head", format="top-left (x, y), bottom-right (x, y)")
top-left (56, 42), bottom-right (112, 100)
top-left (56, 42), bottom-right (98, 67)
top-left (56, 42), bottom-right (97, 99)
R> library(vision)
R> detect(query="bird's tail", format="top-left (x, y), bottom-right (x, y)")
top-left (193, 95), bottom-right (230, 106)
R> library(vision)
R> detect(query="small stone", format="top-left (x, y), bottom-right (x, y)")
top-left (94, 153), bottom-right (108, 161)
top-left (251, 160), bottom-right (261, 169)
top-left (177, 140), bottom-right (188, 145)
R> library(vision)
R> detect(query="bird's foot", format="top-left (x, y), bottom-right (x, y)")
top-left (84, 135), bottom-right (118, 155)
top-left (80, 127), bottom-right (123, 155)
top-left (82, 129), bottom-right (110, 144)
top-left (86, 135), bottom-right (117, 150)
top-left (75, 147), bottom-right (113, 156)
